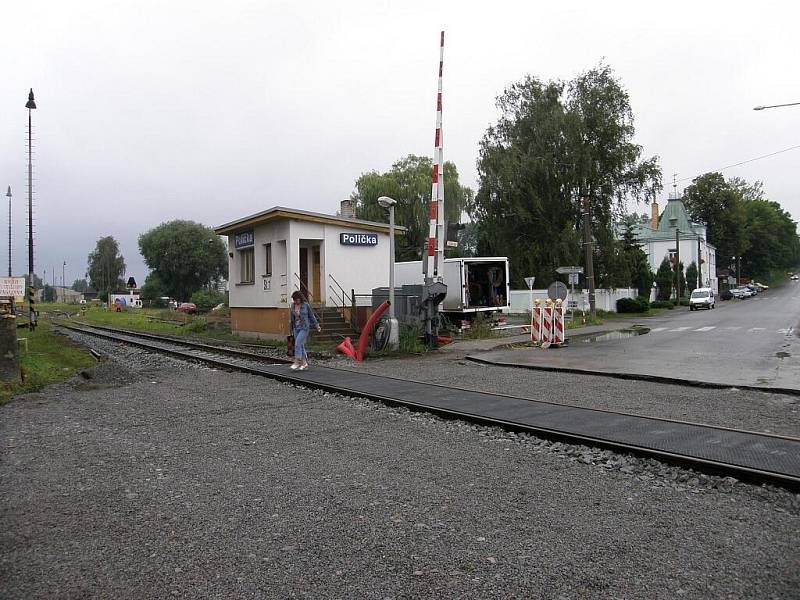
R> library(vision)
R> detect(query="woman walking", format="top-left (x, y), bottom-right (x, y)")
top-left (289, 290), bottom-right (321, 370)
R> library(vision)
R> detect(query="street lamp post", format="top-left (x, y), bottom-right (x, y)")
top-left (62, 261), bottom-right (66, 302)
top-left (377, 196), bottom-right (399, 350)
top-left (5, 186), bottom-right (11, 277)
top-left (26, 89), bottom-right (37, 329)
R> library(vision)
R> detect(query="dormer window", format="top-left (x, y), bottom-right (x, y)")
top-left (669, 218), bottom-right (677, 227)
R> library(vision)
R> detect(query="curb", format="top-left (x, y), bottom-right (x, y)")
top-left (465, 355), bottom-right (800, 397)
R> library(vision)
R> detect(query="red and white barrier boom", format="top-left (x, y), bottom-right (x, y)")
top-left (531, 298), bottom-right (542, 343)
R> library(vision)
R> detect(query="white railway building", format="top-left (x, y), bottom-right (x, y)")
top-left (214, 205), bottom-right (399, 339)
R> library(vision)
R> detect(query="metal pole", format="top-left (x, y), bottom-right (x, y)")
top-left (387, 205), bottom-right (399, 349)
top-left (388, 205), bottom-right (395, 319)
top-left (582, 196), bottom-right (596, 318)
top-left (25, 89), bottom-right (37, 329)
top-left (697, 237), bottom-right (701, 289)
top-left (6, 186), bottom-right (11, 277)
top-left (62, 261), bottom-right (66, 302)
top-left (675, 228), bottom-right (681, 300)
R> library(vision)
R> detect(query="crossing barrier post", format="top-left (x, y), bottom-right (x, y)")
top-left (531, 298), bottom-right (542, 343)
top-left (553, 298), bottom-right (565, 346)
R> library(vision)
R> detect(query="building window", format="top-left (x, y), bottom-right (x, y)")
top-left (263, 243), bottom-right (272, 277)
top-left (239, 247), bottom-right (254, 284)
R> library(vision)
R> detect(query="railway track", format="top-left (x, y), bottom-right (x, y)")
top-left (57, 321), bottom-right (800, 491)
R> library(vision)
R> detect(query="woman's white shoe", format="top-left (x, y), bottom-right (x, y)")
top-left (290, 363), bottom-right (299, 370)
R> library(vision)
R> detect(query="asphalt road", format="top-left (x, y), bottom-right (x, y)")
top-left (478, 280), bottom-right (800, 391)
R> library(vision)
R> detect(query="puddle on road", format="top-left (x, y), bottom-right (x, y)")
top-left (573, 328), bottom-right (650, 344)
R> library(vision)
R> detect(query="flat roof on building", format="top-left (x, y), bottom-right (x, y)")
top-left (214, 206), bottom-right (406, 236)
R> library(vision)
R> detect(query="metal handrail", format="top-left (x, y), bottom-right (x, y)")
top-left (292, 273), bottom-right (313, 302)
top-left (328, 274), bottom-right (356, 331)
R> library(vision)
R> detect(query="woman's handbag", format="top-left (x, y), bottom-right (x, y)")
top-left (286, 335), bottom-right (295, 357)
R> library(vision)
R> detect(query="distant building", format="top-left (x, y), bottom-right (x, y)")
top-left (632, 195), bottom-right (718, 294)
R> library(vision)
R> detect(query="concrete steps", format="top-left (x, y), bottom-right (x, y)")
top-left (313, 306), bottom-right (358, 343)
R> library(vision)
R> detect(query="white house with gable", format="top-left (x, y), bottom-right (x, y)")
top-left (633, 195), bottom-right (718, 294)
top-left (214, 203), bottom-right (403, 339)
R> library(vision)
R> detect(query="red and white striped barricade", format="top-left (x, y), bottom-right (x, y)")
top-left (552, 301), bottom-right (566, 345)
top-left (531, 300), bottom-right (542, 343)
top-left (541, 302), bottom-right (553, 347)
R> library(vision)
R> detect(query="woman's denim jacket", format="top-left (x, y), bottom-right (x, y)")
top-left (289, 302), bottom-right (319, 332)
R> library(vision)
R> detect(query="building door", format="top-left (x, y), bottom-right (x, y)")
top-left (299, 247), bottom-right (309, 300)
top-left (312, 246), bottom-right (322, 304)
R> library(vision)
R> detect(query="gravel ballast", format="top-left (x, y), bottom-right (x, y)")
top-left (1, 332), bottom-right (798, 599)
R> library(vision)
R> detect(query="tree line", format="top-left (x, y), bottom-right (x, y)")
top-left (69, 222), bottom-right (228, 310)
top-left (62, 64), bottom-right (798, 304)
top-left (350, 63), bottom-right (799, 291)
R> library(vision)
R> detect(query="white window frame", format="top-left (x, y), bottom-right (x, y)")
top-left (239, 247), bottom-right (255, 284)
top-left (263, 243), bottom-right (272, 277)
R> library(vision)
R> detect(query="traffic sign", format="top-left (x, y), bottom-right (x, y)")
top-left (547, 281), bottom-right (568, 301)
top-left (567, 300), bottom-right (578, 308)
top-left (524, 276), bottom-right (536, 289)
top-left (556, 266), bottom-right (584, 275)
top-left (568, 273), bottom-right (580, 285)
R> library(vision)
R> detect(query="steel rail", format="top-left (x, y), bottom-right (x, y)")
top-left (57, 322), bottom-right (800, 491)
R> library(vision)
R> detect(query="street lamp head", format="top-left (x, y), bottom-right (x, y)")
top-left (25, 89), bottom-right (36, 110)
top-left (377, 196), bottom-right (397, 209)
top-left (752, 106), bottom-right (765, 111)
top-left (5, 186), bottom-right (11, 198)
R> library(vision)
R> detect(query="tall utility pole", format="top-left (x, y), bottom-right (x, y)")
top-left (675, 228), bottom-right (681, 300)
top-left (582, 196), bottom-right (596, 317)
top-left (25, 89), bottom-right (37, 329)
top-left (697, 237), bottom-right (702, 288)
top-left (62, 261), bottom-right (66, 302)
top-left (5, 186), bottom-right (11, 277)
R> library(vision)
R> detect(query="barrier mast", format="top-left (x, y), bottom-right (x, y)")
top-left (421, 31), bottom-right (447, 347)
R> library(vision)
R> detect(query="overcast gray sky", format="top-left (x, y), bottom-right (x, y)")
top-left (1, 1), bottom-right (798, 287)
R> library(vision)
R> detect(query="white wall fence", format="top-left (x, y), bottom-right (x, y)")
top-left (507, 288), bottom-right (640, 313)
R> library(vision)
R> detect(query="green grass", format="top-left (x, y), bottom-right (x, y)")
top-left (46, 303), bottom-right (336, 351)
top-left (1, 320), bottom-right (96, 405)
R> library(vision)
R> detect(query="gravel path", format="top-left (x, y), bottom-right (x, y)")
top-left (1, 332), bottom-right (798, 599)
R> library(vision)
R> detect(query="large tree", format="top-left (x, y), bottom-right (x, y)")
top-left (87, 236), bottom-right (126, 300)
top-left (138, 220), bottom-right (228, 302)
top-left (470, 64), bottom-right (661, 287)
top-left (351, 155), bottom-right (474, 261)
top-left (741, 199), bottom-right (800, 277)
top-left (682, 172), bottom-right (749, 271)
top-left (71, 278), bottom-right (89, 292)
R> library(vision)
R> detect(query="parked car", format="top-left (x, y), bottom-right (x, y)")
top-left (791, 274), bottom-right (799, 281)
top-left (731, 287), bottom-right (751, 299)
top-left (177, 302), bottom-right (197, 314)
top-left (689, 288), bottom-right (715, 310)
top-left (720, 290), bottom-right (733, 301)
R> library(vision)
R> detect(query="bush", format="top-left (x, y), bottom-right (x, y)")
top-left (678, 298), bottom-right (690, 306)
top-left (650, 300), bottom-right (674, 309)
top-left (616, 297), bottom-right (650, 313)
top-left (461, 313), bottom-right (495, 339)
top-left (399, 323), bottom-right (427, 354)
top-left (190, 289), bottom-right (225, 313)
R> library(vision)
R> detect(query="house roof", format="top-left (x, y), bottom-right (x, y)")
top-left (214, 206), bottom-right (406, 236)
top-left (633, 198), bottom-right (708, 243)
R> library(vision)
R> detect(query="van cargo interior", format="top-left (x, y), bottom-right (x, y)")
top-left (465, 261), bottom-right (506, 308)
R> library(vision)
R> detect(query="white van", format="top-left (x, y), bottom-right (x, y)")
top-left (689, 288), bottom-right (715, 311)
